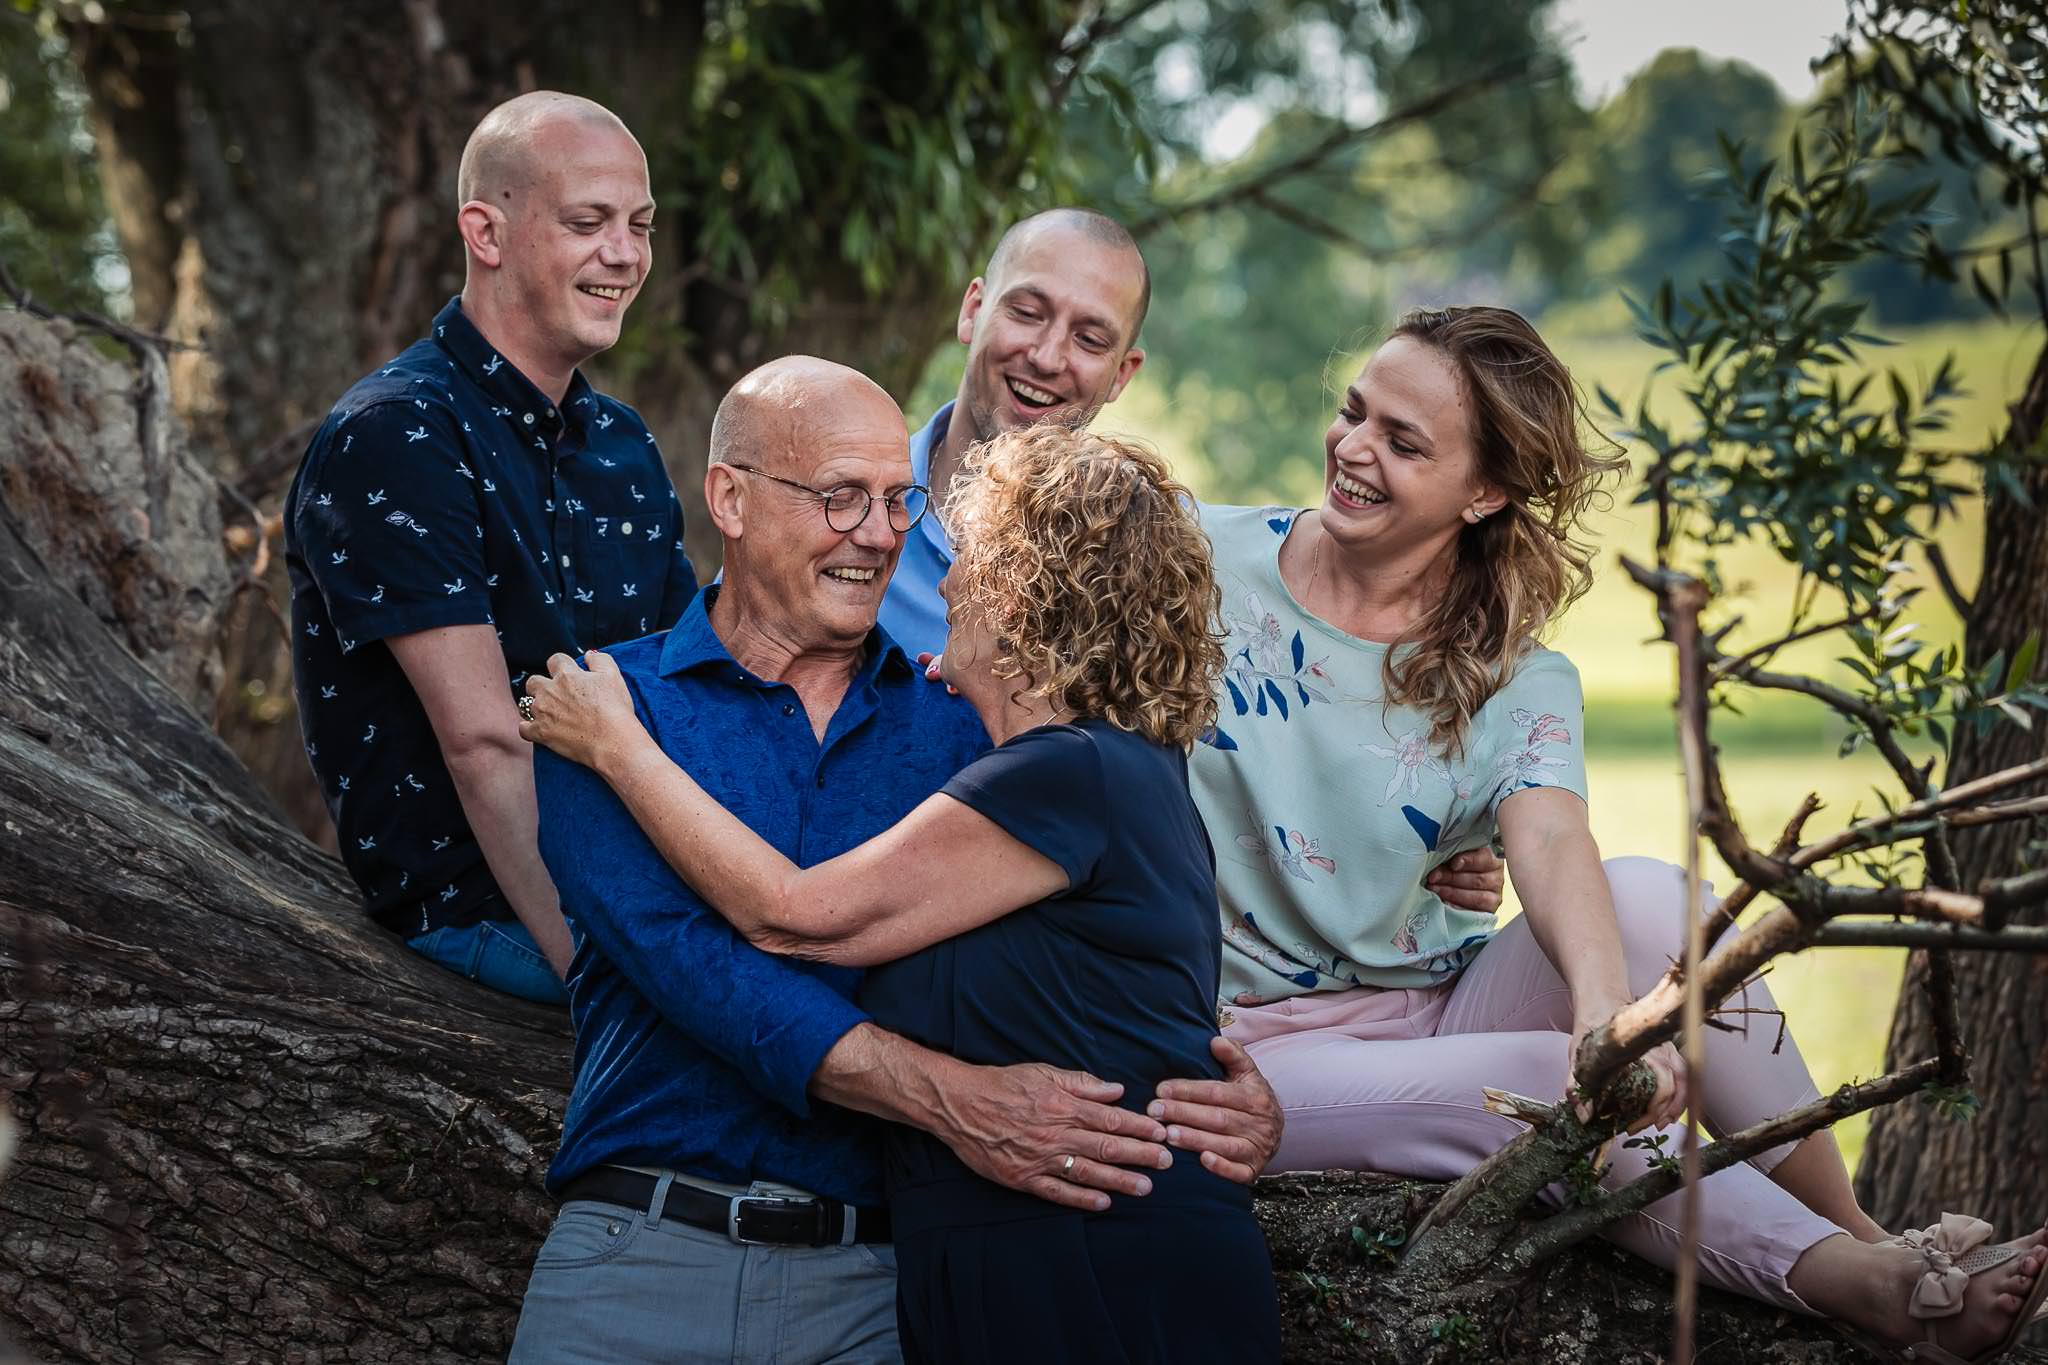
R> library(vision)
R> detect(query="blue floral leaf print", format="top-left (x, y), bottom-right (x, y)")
top-left (1263, 679), bottom-right (1289, 720)
top-left (1267, 514), bottom-right (1292, 535)
top-left (1291, 968), bottom-right (1320, 987)
top-left (1291, 631), bottom-right (1305, 673)
top-left (1296, 681), bottom-right (1312, 706)
top-left (1225, 677), bottom-right (1250, 716)
top-left (1200, 725), bottom-right (1239, 751)
top-left (1254, 683), bottom-right (1269, 716)
top-left (1401, 805), bottom-right (1443, 851)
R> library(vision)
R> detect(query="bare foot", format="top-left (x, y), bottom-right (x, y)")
top-left (1873, 1225), bottom-right (2048, 1360)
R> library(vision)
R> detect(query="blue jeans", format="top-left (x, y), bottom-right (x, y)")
top-left (509, 1187), bottom-right (899, 1364)
top-left (405, 919), bottom-right (567, 1005)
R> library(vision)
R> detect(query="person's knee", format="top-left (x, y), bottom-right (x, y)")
top-left (1602, 857), bottom-right (1712, 961)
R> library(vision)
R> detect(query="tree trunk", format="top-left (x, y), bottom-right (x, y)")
top-left (0, 309), bottom-right (570, 1364)
top-left (1856, 341), bottom-right (2048, 1254)
top-left (64, 0), bottom-right (964, 845)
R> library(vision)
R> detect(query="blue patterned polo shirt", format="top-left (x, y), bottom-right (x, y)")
top-left (284, 296), bottom-right (699, 937)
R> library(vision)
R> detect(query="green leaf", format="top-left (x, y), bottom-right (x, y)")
top-left (2006, 632), bottom-right (2040, 693)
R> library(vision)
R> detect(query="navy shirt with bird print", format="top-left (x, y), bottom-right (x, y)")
top-left (284, 296), bottom-right (698, 937)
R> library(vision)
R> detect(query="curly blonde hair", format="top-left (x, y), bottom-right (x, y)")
top-left (945, 426), bottom-right (1224, 748)
top-left (1379, 306), bottom-right (1625, 752)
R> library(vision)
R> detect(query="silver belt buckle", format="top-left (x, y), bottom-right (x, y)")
top-left (727, 1192), bottom-right (814, 1245)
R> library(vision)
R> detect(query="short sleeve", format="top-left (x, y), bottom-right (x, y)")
top-left (1480, 649), bottom-right (1590, 821)
top-left (293, 401), bottom-right (490, 645)
top-left (941, 724), bottom-right (1108, 888)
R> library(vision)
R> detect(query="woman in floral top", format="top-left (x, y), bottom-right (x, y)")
top-left (1191, 306), bottom-right (2046, 1357)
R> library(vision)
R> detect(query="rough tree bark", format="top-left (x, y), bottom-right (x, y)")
top-left (9, 311), bottom-right (2004, 1364)
top-left (63, 0), bottom-right (968, 845)
top-left (1856, 341), bottom-right (2048, 1242)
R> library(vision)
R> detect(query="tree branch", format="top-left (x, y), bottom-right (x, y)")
top-left (1814, 921), bottom-right (2048, 951)
top-left (0, 254), bottom-right (195, 361)
top-left (1048, 0), bottom-right (1172, 106)
top-left (1507, 1061), bottom-right (1941, 1267)
top-left (1923, 540), bottom-right (1976, 623)
top-left (1130, 55), bottom-right (1565, 236)
top-left (1401, 1066), bottom-right (1658, 1279)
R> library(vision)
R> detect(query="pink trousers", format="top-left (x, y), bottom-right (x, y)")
top-left (1224, 856), bottom-right (1840, 1312)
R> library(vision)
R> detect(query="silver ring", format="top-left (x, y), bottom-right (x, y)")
top-left (517, 695), bottom-right (535, 721)
top-left (1061, 1154), bottom-right (1075, 1177)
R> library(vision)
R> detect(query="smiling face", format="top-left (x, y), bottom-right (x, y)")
top-left (714, 369), bottom-right (913, 654)
top-left (954, 223), bottom-right (1147, 444)
top-left (486, 117), bottom-right (654, 375)
top-left (1321, 335), bottom-right (1507, 566)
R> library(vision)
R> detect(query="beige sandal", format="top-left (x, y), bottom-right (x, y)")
top-left (1852, 1213), bottom-right (2048, 1364)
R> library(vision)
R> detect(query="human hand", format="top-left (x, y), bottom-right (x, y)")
top-left (914, 651), bottom-right (957, 695)
top-left (1626, 1041), bottom-right (1688, 1133)
top-left (519, 650), bottom-right (641, 772)
top-left (1427, 847), bottom-right (1506, 915)
top-left (1147, 1035), bottom-right (1283, 1184)
top-left (1567, 1008), bottom-right (1688, 1134)
top-left (936, 1062), bottom-right (1172, 1212)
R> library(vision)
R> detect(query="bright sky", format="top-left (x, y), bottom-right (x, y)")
top-left (1190, 0), bottom-right (1850, 161)
top-left (1553, 0), bottom-right (1850, 101)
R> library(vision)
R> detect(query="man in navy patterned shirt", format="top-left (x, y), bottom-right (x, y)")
top-left (284, 92), bottom-right (697, 1003)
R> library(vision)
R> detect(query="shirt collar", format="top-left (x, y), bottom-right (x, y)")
top-left (431, 295), bottom-right (593, 436)
top-left (908, 401), bottom-right (956, 557)
top-left (658, 585), bottom-right (914, 686)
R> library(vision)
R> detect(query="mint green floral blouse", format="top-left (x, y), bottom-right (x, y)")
top-left (1191, 504), bottom-right (1590, 1005)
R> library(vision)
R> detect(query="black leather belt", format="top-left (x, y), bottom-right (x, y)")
top-left (560, 1166), bottom-right (891, 1246)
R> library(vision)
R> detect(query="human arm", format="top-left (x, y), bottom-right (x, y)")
top-left (537, 742), bottom-right (1173, 1206)
top-left (812, 1023), bottom-right (1174, 1212)
top-left (388, 624), bottom-right (569, 976)
top-left (294, 401), bottom-right (570, 967)
top-left (521, 649), bottom-right (1070, 966)
top-left (1496, 786), bottom-right (1685, 1131)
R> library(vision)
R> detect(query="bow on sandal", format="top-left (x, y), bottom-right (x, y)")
top-left (1860, 1214), bottom-right (2048, 1364)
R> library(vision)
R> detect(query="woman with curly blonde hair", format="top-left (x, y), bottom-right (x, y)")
top-left (523, 422), bottom-right (1281, 1363)
top-left (1198, 306), bottom-right (2048, 1354)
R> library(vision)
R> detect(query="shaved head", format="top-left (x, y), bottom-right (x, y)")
top-left (706, 356), bottom-right (912, 656)
top-left (710, 356), bottom-right (902, 477)
top-left (457, 91), bottom-right (640, 211)
top-left (984, 208), bottom-right (1150, 340)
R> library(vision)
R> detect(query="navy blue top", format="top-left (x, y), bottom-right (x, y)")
top-left (284, 296), bottom-right (698, 935)
top-left (536, 588), bottom-right (992, 1204)
top-left (860, 720), bottom-right (1247, 1236)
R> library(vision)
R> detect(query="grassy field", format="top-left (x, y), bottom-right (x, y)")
top-left (1099, 317), bottom-right (2042, 1170)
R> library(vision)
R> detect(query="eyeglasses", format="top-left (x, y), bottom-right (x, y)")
top-left (724, 462), bottom-right (931, 534)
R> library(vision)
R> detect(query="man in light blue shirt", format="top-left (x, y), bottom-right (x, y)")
top-left (879, 208), bottom-right (1150, 657)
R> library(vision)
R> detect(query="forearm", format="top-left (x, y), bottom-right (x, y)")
top-left (810, 1022), bottom-right (1173, 1211)
top-left (444, 738), bottom-right (571, 975)
top-left (810, 1021), bottom-right (971, 1133)
top-left (1504, 820), bottom-right (1629, 1020)
top-left (596, 734), bottom-right (819, 940)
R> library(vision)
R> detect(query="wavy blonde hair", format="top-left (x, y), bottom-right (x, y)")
top-left (1378, 306), bottom-right (1625, 752)
top-left (945, 426), bottom-right (1224, 748)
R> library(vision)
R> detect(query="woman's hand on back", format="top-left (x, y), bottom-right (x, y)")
top-left (1148, 1036), bottom-right (1284, 1183)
